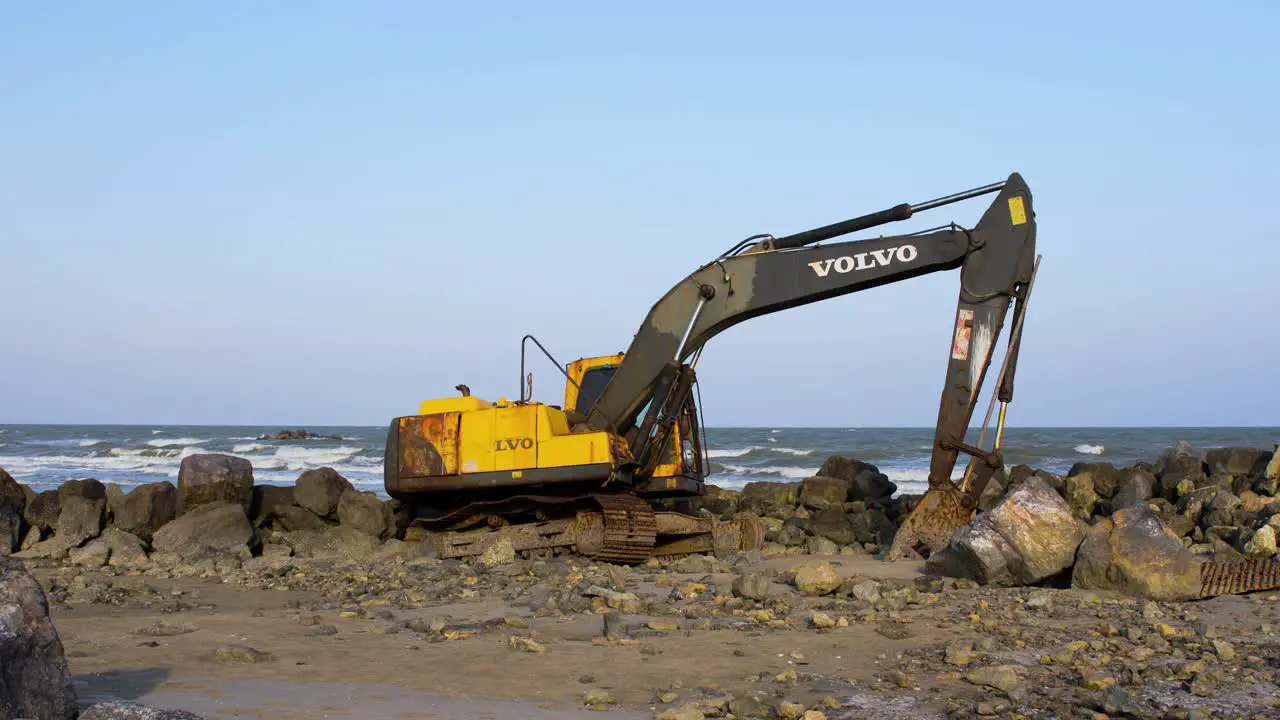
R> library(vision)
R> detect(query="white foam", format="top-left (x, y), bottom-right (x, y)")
top-left (772, 447), bottom-right (814, 456)
top-left (251, 445), bottom-right (363, 471)
top-left (770, 429), bottom-right (781, 434)
top-left (717, 464), bottom-right (817, 480)
top-left (79, 439), bottom-right (105, 447)
top-left (146, 437), bottom-right (207, 448)
top-left (707, 447), bottom-right (754, 458)
top-left (232, 443), bottom-right (269, 453)
top-left (768, 438), bottom-right (777, 443)
top-left (1074, 444), bottom-right (1105, 455)
top-left (707, 446), bottom-right (815, 459)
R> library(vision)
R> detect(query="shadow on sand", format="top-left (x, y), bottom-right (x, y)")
top-left (73, 667), bottom-right (172, 707)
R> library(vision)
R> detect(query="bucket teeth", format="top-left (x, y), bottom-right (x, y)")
top-left (1200, 557), bottom-right (1280, 598)
top-left (886, 482), bottom-right (973, 561)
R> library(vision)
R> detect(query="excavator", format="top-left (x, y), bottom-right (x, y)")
top-left (384, 173), bottom-right (1040, 564)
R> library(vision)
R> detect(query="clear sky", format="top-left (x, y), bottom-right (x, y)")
top-left (2, 2), bottom-right (1277, 428)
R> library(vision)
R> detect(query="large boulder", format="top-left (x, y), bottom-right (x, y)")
top-left (0, 496), bottom-right (21, 555)
top-left (1071, 503), bottom-right (1203, 601)
top-left (151, 502), bottom-right (253, 559)
top-left (1267, 448), bottom-right (1280, 482)
top-left (1068, 463), bottom-right (1120, 499)
top-left (280, 526), bottom-right (380, 561)
top-left (294, 467), bottom-right (353, 519)
top-left (0, 557), bottom-right (78, 719)
top-left (110, 482), bottom-right (177, 542)
top-left (177, 454), bottom-right (254, 514)
top-left (739, 481), bottom-right (799, 517)
top-left (926, 476), bottom-right (1086, 586)
top-left (808, 507), bottom-right (874, 547)
top-left (0, 467), bottom-right (25, 513)
top-left (798, 476), bottom-right (848, 510)
top-left (818, 456), bottom-right (897, 501)
top-left (24, 490), bottom-right (61, 533)
top-left (56, 494), bottom-right (105, 548)
top-left (1154, 446), bottom-right (1207, 500)
top-left (250, 485), bottom-right (297, 527)
top-left (273, 505), bottom-right (330, 533)
top-left (1204, 447), bottom-right (1272, 478)
top-left (336, 489), bottom-right (391, 539)
top-left (1064, 473), bottom-right (1099, 520)
top-left (58, 478), bottom-right (106, 502)
top-left (1112, 467), bottom-right (1156, 511)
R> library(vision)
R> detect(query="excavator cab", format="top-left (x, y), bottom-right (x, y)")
top-left (565, 353), bottom-right (705, 495)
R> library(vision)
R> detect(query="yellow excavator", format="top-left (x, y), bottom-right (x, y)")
top-left (384, 174), bottom-right (1040, 564)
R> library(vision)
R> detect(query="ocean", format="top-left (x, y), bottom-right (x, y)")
top-left (1, 425), bottom-right (1276, 498)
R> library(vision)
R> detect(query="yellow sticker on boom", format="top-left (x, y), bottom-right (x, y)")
top-left (1008, 196), bottom-right (1027, 225)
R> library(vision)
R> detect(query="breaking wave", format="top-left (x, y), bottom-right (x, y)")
top-left (1074, 444), bottom-right (1105, 455)
top-left (146, 437), bottom-right (207, 448)
top-left (706, 446), bottom-right (816, 459)
top-left (232, 443), bottom-right (269, 453)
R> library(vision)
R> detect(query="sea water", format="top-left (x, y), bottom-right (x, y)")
top-left (1, 424), bottom-right (1275, 498)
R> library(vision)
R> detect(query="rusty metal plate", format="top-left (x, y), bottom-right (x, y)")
top-left (397, 413), bottom-right (460, 479)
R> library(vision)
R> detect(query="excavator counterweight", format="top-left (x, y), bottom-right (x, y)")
top-left (385, 174), bottom-right (1040, 564)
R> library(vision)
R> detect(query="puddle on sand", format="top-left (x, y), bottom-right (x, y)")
top-left (76, 676), bottom-right (654, 720)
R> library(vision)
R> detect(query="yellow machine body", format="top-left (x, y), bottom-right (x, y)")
top-left (384, 353), bottom-right (697, 500)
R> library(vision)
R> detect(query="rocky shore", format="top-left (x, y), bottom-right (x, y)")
top-left (2, 443), bottom-right (1280, 719)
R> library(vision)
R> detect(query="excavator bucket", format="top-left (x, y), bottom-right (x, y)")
top-left (886, 456), bottom-right (988, 560)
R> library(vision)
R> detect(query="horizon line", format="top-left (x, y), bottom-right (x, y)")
top-left (0, 422), bottom-right (1277, 431)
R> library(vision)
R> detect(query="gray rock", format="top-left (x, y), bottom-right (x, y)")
top-left (926, 476), bottom-right (1085, 586)
top-left (281, 525), bottom-right (380, 560)
top-left (294, 467), bottom-right (353, 518)
top-left (274, 505), bottom-right (330, 533)
top-left (0, 467), bottom-right (25, 513)
top-left (151, 502), bottom-right (253, 559)
top-left (336, 489), bottom-right (390, 539)
top-left (177, 454), bottom-right (254, 514)
top-left (110, 482), bottom-right (177, 542)
top-left (58, 478), bottom-right (106, 501)
top-left (1071, 503), bottom-right (1202, 601)
top-left (103, 528), bottom-right (150, 568)
top-left (250, 484), bottom-right (296, 526)
top-left (56, 494), bottom-right (105, 547)
top-left (69, 536), bottom-right (110, 566)
top-left (1112, 468), bottom-right (1156, 511)
top-left (1155, 448), bottom-right (1207, 500)
top-left (79, 700), bottom-right (206, 719)
top-left (731, 572), bottom-right (772, 600)
top-left (1205, 447), bottom-right (1272, 478)
top-left (0, 495), bottom-right (21, 554)
top-left (0, 557), bottom-right (78, 720)
top-left (23, 490), bottom-right (60, 533)
top-left (808, 508), bottom-right (872, 547)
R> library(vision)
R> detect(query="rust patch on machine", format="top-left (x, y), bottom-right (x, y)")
top-left (397, 413), bottom-right (459, 479)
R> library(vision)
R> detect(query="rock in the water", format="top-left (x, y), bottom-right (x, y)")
top-left (24, 490), bottom-right (61, 533)
top-left (799, 476), bottom-right (848, 510)
top-left (336, 489), bottom-right (390, 539)
top-left (110, 482), bottom-right (177, 541)
top-left (259, 429), bottom-right (341, 441)
top-left (0, 495), bottom-right (21, 555)
top-left (1071, 503), bottom-right (1203, 601)
top-left (294, 467), bottom-right (353, 519)
top-left (177, 454), bottom-right (253, 514)
top-left (250, 485), bottom-right (296, 527)
top-left (926, 476), bottom-right (1085, 586)
top-left (0, 557), bottom-right (78, 720)
top-left (151, 502), bottom-right (253, 559)
top-left (79, 700), bottom-right (206, 719)
top-left (56, 494), bottom-right (105, 548)
top-left (793, 560), bottom-right (840, 595)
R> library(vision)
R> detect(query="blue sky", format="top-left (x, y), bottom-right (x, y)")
top-left (2, 2), bottom-right (1277, 427)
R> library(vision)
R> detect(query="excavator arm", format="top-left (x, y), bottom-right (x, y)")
top-left (584, 173), bottom-right (1038, 557)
